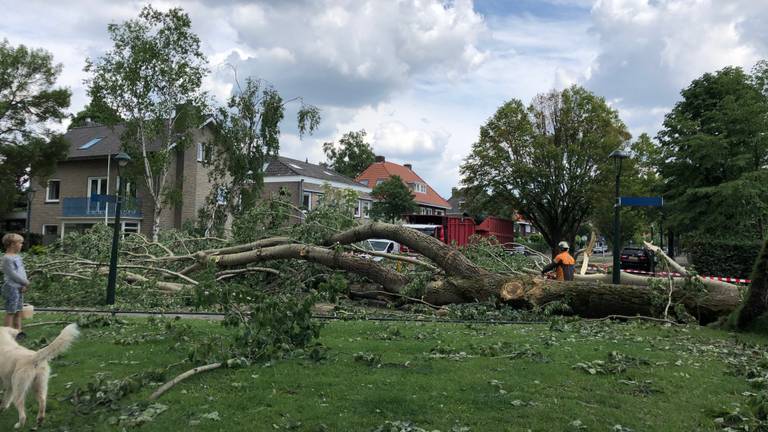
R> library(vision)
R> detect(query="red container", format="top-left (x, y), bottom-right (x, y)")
top-left (404, 214), bottom-right (476, 247)
top-left (475, 217), bottom-right (515, 248)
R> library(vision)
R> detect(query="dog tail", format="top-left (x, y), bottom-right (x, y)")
top-left (32, 323), bottom-right (80, 364)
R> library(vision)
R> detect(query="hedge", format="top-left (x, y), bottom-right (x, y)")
top-left (686, 237), bottom-right (763, 279)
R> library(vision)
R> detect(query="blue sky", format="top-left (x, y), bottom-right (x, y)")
top-left (2, 0), bottom-right (766, 197)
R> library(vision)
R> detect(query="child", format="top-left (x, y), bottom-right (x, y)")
top-left (2, 233), bottom-right (29, 340)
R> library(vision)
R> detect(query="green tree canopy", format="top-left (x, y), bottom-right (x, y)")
top-left (201, 76), bottom-right (320, 235)
top-left (657, 65), bottom-right (768, 239)
top-left (86, 5), bottom-right (208, 240)
top-left (370, 175), bottom-right (417, 223)
top-left (322, 130), bottom-right (375, 179)
top-left (0, 40), bottom-right (71, 214)
top-left (69, 95), bottom-right (121, 129)
top-left (460, 86), bottom-right (630, 252)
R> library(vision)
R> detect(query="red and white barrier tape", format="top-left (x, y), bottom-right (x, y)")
top-left (621, 268), bottom-right (751, 284)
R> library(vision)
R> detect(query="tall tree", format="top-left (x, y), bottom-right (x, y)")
top-left (657, 66), bottom-right (768, 239)
top-left (201, 76), bottom-right (320, 235)
top-left (68, 95), bottom-right (121, 129)
top-left (0, 40), bottom-right (71, 215)
top-left (461, 86), bottom-right (630, 253)
top-left (86, 5), bottom-right (208, 241)
top-left (591, 133), bottom-right (663, 247)
top-left (322, 130), bottom-right (375, 179)
top-left (370, 175), bottom-right (417, 223)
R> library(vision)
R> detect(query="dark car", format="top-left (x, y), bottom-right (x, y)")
top-left (620, 247), bottom-right (654, 272)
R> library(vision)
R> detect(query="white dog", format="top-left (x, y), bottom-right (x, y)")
top-left (0, 324), bottom-right (79, 429)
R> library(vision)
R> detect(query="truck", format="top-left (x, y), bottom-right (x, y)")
top-left (400, 214), bottom-right (515, 250)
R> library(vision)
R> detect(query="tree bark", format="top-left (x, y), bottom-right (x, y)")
top-left (736, 237), bottom-right (768, 329)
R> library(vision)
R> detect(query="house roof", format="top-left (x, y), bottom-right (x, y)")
top-left (62, 120), bottom-right (212, 160)
top-left (264, 156), bottom-right (371, 191)
top-left (62, 124), bottom-right (130, 160)
top-left (356, 160), bottom-right (450, 208)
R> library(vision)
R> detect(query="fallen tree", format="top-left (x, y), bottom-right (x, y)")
top-left (31, 221), bottom-right (747, 322)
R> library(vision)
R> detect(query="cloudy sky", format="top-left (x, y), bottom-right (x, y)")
top-left (3, 0), bottom-right (767, 197)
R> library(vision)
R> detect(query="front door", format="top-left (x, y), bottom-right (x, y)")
top-left (87, 177), bottom-right (108, 214)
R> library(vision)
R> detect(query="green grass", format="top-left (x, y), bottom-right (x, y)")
top-left (1, 314), bottom-right (766, 431)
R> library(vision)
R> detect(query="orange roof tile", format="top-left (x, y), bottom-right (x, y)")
top-left (356, 161), bottom-right (450, 208)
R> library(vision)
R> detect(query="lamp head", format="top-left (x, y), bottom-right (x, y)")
top-left (114, 152), bottom-right (132, 168)
top-left (608, 149), bottom-right (630, 160)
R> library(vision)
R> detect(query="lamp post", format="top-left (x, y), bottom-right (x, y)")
top-left (106, 152), bottom-right (131, 305)
top-left (609, 148), bottom-right (630, 285)
top-left (25, 187), bottom-right (36, 233)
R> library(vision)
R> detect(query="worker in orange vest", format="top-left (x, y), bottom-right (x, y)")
top-left (541, 241), bottom-right (576, 281)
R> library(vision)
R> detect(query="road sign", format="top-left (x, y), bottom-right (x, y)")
top-left (91, 194), bottom-right (116, 204)
top-left (620, 196), bottom-right (663, 207)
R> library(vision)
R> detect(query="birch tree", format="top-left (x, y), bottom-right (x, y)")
top-left (86, 5), bottom-right (208, 241)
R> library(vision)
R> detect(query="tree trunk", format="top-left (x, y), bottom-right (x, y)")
top-left (736, 237), bottom-right (768, 329)
top-left (129, 222), bottom-right (746, 321)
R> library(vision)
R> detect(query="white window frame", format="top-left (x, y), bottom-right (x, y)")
top-left (425, 207), bottom-right (433, 215)
top-left (435, 209), bottom-right (444, 216)
top-left (376, 179), bottom-right (385, 186)
top-left (362, 200), bottom-right (371, 219)
top-left (216, 186), bottom-right (227, 205)
top-left (354, 200), bottom-right (361, 218)
top-left (116, 176), bottom-right (135, 198)
top-left (196, 142), bottom-right (206, 162)
top-left (41, 224), bottom-right (59, 236)
top-left (122, 221), bottom-right (140, 234)
top-left (359, 179), bottom-right (369, 186)
top-left (411, 182), bottom-right (426, 193)
top-left (45, 179), bottom-right (61, 203)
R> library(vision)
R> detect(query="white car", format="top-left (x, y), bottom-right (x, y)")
top-left (366, 239), bottom-right (400, 254)
top-left (593, 243), bottom-right (608, 253)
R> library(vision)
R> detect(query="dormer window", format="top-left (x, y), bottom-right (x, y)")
top-left (409, 182), bottom-right (427, 193)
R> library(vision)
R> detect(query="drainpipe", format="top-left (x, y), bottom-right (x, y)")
top-left (105, 153), bottom-right (111, 225)
top-left (299, 179), bottom-right (304, 223)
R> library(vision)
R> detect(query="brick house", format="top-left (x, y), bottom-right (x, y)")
top-left (262, 156), bottom-right (374, 221)
top-left (356, 156), bottom-right (450, 215)
top-left (28, 122), bottom-right (214, 242)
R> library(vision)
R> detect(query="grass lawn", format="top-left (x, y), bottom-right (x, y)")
top-left (1, 314), bottom-right (766, 431)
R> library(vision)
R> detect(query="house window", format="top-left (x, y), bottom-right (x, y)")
top-left (354, 200), bottom-right (361, 218)
top-left (302, 192), bottom-right (312, 210)
top-left (359, 179), bottom-right (369, 186)
top-left (410, 182), bottom-right (427, 193)
top-left (425, 208), bottom-right (433, 215)
top-left (362, 200), bottom-right (371, 218)
top-left (216, 187), bottom-right (227, 205)
top-left (122, 221), bottom-right (140, 234)
top-left (196, 142), bottom-right (206, 162)
top-left (42, 225), bottom-right (58, 236)
top-left (435, 209), bottom-right (444, 216)
top-left (116, 176), bottom-right (137, 198)
top-left (376, 179), bottom-right (385, 186)
top-left (46, 180), bottom-right (61, 202)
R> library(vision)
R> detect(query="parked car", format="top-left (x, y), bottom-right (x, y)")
top-left (593, 243), bottom-right (608, 254)
top-left (366, 239), bottom-right (400, 254)
top-left (619, 247), bottom-right (654, 272)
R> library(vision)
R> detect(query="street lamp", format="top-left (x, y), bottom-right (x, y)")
top-left (609, 148), bottom-right (630, 285)
top-left (106, 152), bottom-right (131, 305)
top-left (25, 187), bottom-right (37, 233)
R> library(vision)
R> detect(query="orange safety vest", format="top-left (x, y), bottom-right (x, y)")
top-left (554, 251), bottom-right (575, 281)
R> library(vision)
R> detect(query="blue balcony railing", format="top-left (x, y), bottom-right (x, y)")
top-left (62, 197), bottom-right (142, 218)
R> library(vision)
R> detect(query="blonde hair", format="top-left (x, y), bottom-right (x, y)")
top-left (2, 233), bottom-right (24, 250)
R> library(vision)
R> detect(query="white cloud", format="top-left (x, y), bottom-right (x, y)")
top-left (586, 0), bottom-right (768, 136)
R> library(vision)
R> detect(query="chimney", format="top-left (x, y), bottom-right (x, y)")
top-left (375, 155), bottom-right (385, 163)
top-left (404, 163), bottom-right (412, 171)
top-left (451, 187), bottom-right (458, 197)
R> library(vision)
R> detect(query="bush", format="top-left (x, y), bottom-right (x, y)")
top-left (686, 237), bottom-right (763, 279)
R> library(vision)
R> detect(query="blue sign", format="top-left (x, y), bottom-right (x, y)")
top-left (620, 196), bottom-right (663, 207)
top-left (90, 194), bottom-right (116, 204)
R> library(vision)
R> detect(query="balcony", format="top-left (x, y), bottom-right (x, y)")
top-left (61, 197), bottom-right (142, 218)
